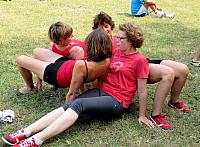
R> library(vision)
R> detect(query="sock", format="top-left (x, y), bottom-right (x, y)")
top-left (32, 135), bottom-right (43, 145)
top-left (23, 128), bottom-right (32, 137)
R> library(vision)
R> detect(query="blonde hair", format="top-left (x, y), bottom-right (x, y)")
top-left (48, 21), bottom-right (73, 44)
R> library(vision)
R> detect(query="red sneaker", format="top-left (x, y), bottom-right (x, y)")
top-left (168, 101), bottom-right (190, 113)
top-left (150, 114), bottom-right (172, 130)
top-left (13, 137), bottom-right (40, 147)
top-left (2, 129), bottom-right (27, 145)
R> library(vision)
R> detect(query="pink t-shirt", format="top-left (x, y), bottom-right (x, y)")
top-left (52, 39), bottom-right (86, 57)
top-left (99, 49), bottom-right (149, 108)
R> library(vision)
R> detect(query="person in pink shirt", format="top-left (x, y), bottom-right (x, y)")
top-left (2, 22), bottom-right (153, 147)
top-left (93, 11), bottom-right (190, 130)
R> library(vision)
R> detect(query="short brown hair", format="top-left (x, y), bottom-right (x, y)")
top-left (119, 22), bottom-right (144, 48)
top-left (48, 21), bottom-right (73, 44)
top-left (92, 11), bottom-right (115, 30)
top-left (85, 28), bottom-right (112, 62)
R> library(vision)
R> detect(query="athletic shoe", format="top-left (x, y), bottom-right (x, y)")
top-left (168, 101), bottom-right (190, 113)
top-left (164, 12), bottom-right (175, 19)
top-left (156, 11), bottom-right (165, 18)
top-left (13, 137), bottom-right (40, 147)
top-left (2, 129), bottom-right (27, 145)
top-left (150, 114), bottom-right (172, 130)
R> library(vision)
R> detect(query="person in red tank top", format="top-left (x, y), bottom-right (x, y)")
top-left (32, 22), bottom-right (86, 91)
top-left (15, 29), bottom-right (112, 100)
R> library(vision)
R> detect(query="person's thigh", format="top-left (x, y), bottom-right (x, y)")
top-left (160, 60), bottom-right (189, 78)
top-left (75, 88), bottom-right (105, 99)
top-left (33, 48), bottom-right (62, 63)
top-left (69, 96), bottom-right (124, 117)
top-left (147, 63), bottom-right (174, 84)
top-left (16, 55), bottom-right (50, 79)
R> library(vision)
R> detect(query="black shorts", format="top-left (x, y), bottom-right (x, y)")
top-left (43, 61), bottom-right (65, 86)
top-left (43, 57), bottom-right (72, 86)
top-left (148, 59), bottom-right (163, 64)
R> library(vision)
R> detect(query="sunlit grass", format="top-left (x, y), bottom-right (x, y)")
top-left (0, 0), bottom-right (200, 146)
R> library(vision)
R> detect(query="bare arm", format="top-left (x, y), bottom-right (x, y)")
top-left (137, 78), bottom-right (154, 128)
top-left (65, 60), bottom-right (86, 102)
top-left (68, 46), bottom-right (85, 59)
top-left (49, 42), bottom-right (54, 50)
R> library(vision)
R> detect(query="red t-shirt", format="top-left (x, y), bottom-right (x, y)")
top-left (56, 60), bottom-right (76, 87)
top-left (99, 49), bottom-right (149, 108)
top-left (52, 39), bottom-right (86, 57)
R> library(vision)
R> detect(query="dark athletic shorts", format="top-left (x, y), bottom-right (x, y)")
top-left (43, 61), bottom-right (65, 86)
top-left (43, 57), bottom-right (72, 86)
top-left (148, 59), bottom-right (163, 64)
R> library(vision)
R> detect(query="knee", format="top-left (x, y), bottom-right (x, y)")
top-left (69, 99), bottom-right (83, 115)
top-left (179, 64), bottom-right (189, 78)
top-left (162, 68), bottom-right (175, 83)
top-left (16, 55), bottom-right (26, 66)
top-left (33, 48), bottom-right (40, 59)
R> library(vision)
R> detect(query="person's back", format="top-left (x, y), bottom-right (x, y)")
top-left (131, 0), bottom-right (144, 16)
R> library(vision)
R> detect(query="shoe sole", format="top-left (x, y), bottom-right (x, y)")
top-left (149, 116), bottom-right (173, 132)
top-left (1, 136), bottom-right (15, 146)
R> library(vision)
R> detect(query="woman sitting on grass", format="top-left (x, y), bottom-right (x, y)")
top-left (15, 28), bottom-right (112, 102)
top-left (2, 22), bottom-right (153, 147)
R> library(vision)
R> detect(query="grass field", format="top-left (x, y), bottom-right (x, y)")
top-left (0, 0), bottom-right (200, 146)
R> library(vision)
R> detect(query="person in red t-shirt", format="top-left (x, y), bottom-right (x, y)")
top-left (92, 12), bottom-right (190, 131)
top-left (2, 22), bottom-right (153, 147)
top-left (15, 29), bottom-right (111, 102)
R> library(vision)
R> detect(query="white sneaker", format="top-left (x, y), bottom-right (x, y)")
top-left (164, 12), bottom-right (175, 19)
top-left (156, 11), bottom-right (165, 18)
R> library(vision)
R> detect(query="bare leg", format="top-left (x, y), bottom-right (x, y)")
top-left (36, 77), bottom-right (42, 91)
top-left (35, 108), bottom-right (78, 142)
top-left (148, 64), bottom-right (175, 116)
top-left (16, 55), bottom-right (50, 80)
top-left (33, 48), bottom-right (62, 90)
top-left (16, 55), bottom-right (51, 93)
top-left (144, 0), bottom-right (157, 13)
top-left (26, 107), bottom-right (65, 134)
top-left (160, 60), bottom-right (189, 103)
top-left (18, 66), bottom-right (35, 93)
top-left (33, 48), bottom-right (62, 63)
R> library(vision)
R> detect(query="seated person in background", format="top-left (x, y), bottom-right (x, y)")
top-left (2, 22), bottom-right (153, 147)
top-left (93, 11), bottom-right (190, 131)
top-left (130, 0), bottom-right (175, 18)
top-left (16, 28), bottom-right (112, 101)
top-left (191, 47), bottom-right (200, 66)
top-left (21, 21), bottom-right (86, 93)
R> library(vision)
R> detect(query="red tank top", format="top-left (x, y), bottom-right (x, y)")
top-left (56, 60), bottom-right (88, 87)
top-left (52, 39), bottom-right (86, 57)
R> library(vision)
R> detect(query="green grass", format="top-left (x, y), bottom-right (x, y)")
top-left (0, 0), bottom-right (200, 146)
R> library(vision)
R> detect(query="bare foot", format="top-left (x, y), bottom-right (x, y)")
top-left (35, 82), bottom-right (42, 92)
top-left (18, 86), bottom-right (35, 94)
